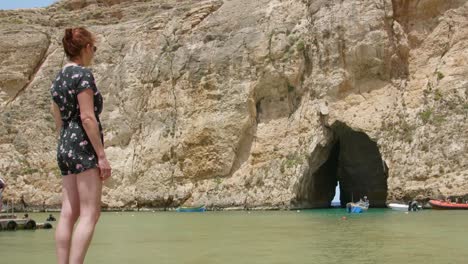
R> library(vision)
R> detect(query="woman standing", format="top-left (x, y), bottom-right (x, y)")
top-left (50, 27), bottom-right (111, 264)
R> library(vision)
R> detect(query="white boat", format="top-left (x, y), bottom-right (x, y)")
top-left (388, 203), bottom-right (409, 211)
top-left (388, 202), bottom-right (422, 211)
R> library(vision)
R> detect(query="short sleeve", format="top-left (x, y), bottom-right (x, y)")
top-left (75, 69), bottom-right (97, 94)
top-left (50, 85), bottom-right (61, 105)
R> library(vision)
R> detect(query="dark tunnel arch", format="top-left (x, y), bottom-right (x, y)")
top-left (296, 122), bottom-right (388, 208)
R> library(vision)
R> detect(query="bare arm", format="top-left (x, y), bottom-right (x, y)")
top-left (77, 89), bottom-right (111, 180)
top-left (51, 102), bottom-right (63, 138)
top-left (78, 89), bottom-right (105, 158)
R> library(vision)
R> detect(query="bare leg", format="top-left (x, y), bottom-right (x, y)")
top-left (69, 168), bottom-right (102, 264)
top-left (56, 174), bottom-right (80, 264)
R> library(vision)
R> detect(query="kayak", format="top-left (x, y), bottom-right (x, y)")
top-left (175, 205), bottom-right (206, 212)
top-left (429, 200), bottom-right (468, 210)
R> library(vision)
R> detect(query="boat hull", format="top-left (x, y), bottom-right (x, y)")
top-left (429, 200), bottom-right (468, 210)
top-left (346, 202), bottom-right (368, 213)
top-left (388, 203), bottom-right (422, 211)
top-left (388, 203), bottom-right (408, 211)
top-left (175, 206), bottom-right (206, 212)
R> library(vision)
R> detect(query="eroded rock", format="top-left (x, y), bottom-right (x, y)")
top-left (0, 0), bottom-right (467, 209)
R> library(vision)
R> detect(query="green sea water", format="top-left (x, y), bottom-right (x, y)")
top-left (1, 209), bottom-right (467, 263)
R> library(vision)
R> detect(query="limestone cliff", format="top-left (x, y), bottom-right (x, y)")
top-left (0, 0), bottom-right (466, 209)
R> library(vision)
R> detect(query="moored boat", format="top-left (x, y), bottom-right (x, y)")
top-left (175, 205), bottom-right (206, 212)
top-left (0, 217), bottom-right (41, 231)
top-left (346, 202), bottom-right (368, 213)
top-left (346, 195), bottom-right (369, 213)
top-left (388, 202), bottom-right (422, 211)
top-left (346, 201), bottom-right (369, 213)
top-left (429, 200), bottom-right (468, 210)
top-left (388, 203), bottom-right (408, 211)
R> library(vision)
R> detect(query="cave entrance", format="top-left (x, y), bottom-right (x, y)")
top-left (302, 122), bottom-right (388, 208)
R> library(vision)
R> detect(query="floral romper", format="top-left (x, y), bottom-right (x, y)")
top-left (50, 64), bottom-right (103, 176)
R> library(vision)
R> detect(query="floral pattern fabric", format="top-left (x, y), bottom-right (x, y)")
top-left (50, 65), bottom-right (103, 176)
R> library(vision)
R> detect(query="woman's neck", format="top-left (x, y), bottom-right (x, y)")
top-left (70, 58), bottom-right (84, 66)
top-left (63, 60), bottom-right (85, 70)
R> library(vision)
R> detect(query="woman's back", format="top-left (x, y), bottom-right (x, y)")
top-left (50, 64), bottom-right (102, 123)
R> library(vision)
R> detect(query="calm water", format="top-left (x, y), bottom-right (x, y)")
top-left (1, 209), bottom-right (467, 263)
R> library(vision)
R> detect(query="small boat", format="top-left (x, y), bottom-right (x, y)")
top-left (0, 214), bottom-right (17, 220)
top-left (388, 202), bottom-right (422, 211)
top-left (429, 200), bottom-right (468, 210)
top-left (0, 216), bottom-right (41, 231)
top-left (175, 205), bottom-right (206, 212)
top-left (346, 201), bottom-right (369, 213)
top-left (388, 203), bottom-right (408, 211)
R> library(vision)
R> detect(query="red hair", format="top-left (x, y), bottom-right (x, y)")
top-left (62, 27), bottom-right (95, 59)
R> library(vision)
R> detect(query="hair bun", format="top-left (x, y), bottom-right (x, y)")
top-left (62, 27), bottom-right (94, 60)
top-left (65, 28), bottom-right (73, 40)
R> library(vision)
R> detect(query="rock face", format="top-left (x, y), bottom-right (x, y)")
top-left (0, 0), bottom-right (467, 209)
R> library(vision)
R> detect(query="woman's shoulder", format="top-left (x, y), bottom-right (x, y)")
top-left (70, 65), bottom-right (92, 74)
top-left (65, 65), bottom-right (94, 79)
